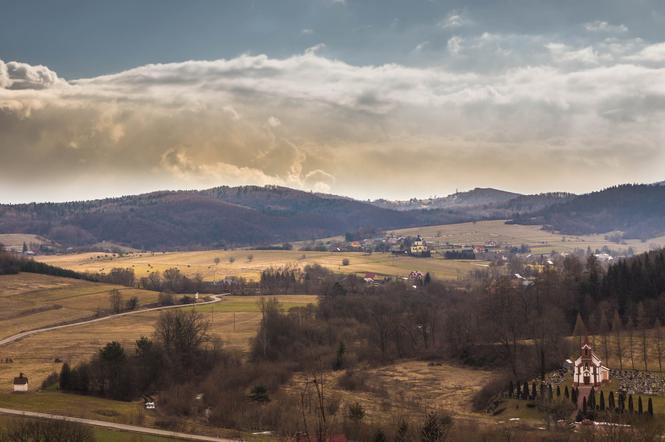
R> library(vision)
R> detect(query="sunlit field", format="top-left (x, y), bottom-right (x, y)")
top-left (37, 249), bottom-right (487, 281)
top-left (391, 220), bottom-right (665, 254)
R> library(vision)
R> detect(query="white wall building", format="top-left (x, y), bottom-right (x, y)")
top-left (13, 373), bottom-right (28, 392)
top-left (573, 339), bottom-right (609, 387)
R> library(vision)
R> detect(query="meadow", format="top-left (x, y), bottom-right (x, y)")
top-left (0, 278), bottom-right (317, 392)
top-left (0, 273), bottom-right (160, 340)
top-left (390, 220), bottom-right (665, 254)
top-left (37, 249), bottom-right (487, 282)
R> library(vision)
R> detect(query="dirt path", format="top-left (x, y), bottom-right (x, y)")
top-left (0, 294), bottom-right (226, 347)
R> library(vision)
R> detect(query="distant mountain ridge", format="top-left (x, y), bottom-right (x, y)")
top-left (0, 185), bottom-right (471, 250)
top-left (510, 184), bottom-right (665, 239)
top-left (371, 187), bottom-right (522, 211)
top-left (1, 182), bottom-right (664, 250)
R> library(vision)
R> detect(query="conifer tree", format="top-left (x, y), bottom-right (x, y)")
top-left (589, 388), bottom-right (596, 409)
top-left (608, 391), bottom-right (615, 410)
top-left (573, 313), bottom-right (587, 349)
top-left (556, 385), bottom-right (561, 398)
top-left (564, 385), bottom-right (569, 399)
top-left (629, 394), bottom-right (634, 414)
top-left (548, 384), bottom-right (553, 401)
top-left (638, 396), bottom-right (643, 415)
top-left (648, 397), bottom-right (654, 417)
top-left (508, 380), bottom-right (514, 398)
top-left (612, 311), bottom-right (624, 370)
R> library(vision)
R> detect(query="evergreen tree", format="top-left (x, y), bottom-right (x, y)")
top-left (508, 380), bottom-right (514, 398)
top-left (648, 397), bottom-right (654, 417)
top-left (628, 394), bottom-right (634, 414)
top-left (522, 381), bottom-right (529, 400)
top-left (608, 391), bottom-right (615, 410)
top-left (548, 384), bottom-right (553, 401)
top-left (573, 313), bottom-right (588, 349)
top-left (59, 362), bottom-right (71, 390)
top-left (564, 385), bottom-right (569, 399)
top-left (589, 388), bottom-right (596, 409)
top-left (582, 396), bottom-right (587, 413)
top-left (531, 382), bottom-right (537, 400)
top-left (556, 385), bottom-right (561, 398)
top-left (599, 390), bottom-right (605, 411)
top-left (612, 311), bottom-right (624, 370)
top-left (638, 396), bottom-right (643, 415)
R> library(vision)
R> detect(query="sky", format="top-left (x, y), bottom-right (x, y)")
top-left (2, 0), bottom-right (665, 203)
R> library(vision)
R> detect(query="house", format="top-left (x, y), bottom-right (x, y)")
top-left (573, 338), bottom-right (610, 387)
top-left (13, 373), bottom-right (28, 392)
top-left (409, 236), bottom-right (429, 256)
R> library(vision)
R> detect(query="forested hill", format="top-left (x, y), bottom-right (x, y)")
top-left (0, 186), bottom-right (469, 250)
top-left (510, 184), bottom-right (665, 239)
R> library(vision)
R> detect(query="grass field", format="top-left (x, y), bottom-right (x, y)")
top-left (0, 273), bottom-right (160, 340)
top-left (0, 277), bottom-right (317, 392)
top-left (37, 249), bottom-right (488, 282)
top-left (390, 220), bottom-right (665, 254)
top-left (0, 234), bottom-right (52, 252)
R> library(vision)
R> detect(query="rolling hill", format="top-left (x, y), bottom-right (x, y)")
top-left (509, 184), bottom-right (665, 239)
top-left (371, 187), bottom-right (522, 211)
top-left (0, 186), bottom-right (471, 250)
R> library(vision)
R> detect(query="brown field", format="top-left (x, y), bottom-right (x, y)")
top-left (0, 233), bottom-right (52, 252)
top-left (37, 249), bottom-right (488, 282)
top-left (390, 220), bottom-right (665, 254)
top-left (0, 273), bottom-right (161, 340)
top-left (0, 281), bottom-right (317, 391)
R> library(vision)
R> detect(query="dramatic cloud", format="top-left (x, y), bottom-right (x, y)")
top-left (2, 30), bottom-right (665, 202)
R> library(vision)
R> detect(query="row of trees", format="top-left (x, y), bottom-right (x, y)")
top-left (58, 310), bottom-right (219, 400)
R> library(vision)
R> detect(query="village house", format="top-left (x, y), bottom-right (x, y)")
top-left (13, 373), bottom-right (28, 392)
top-left (409, 236), bottom-right (429, 256)
top-left (573, 338), bottom-right (610, 387)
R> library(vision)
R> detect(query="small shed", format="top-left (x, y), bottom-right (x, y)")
top-left (13, 373), bottom-right (28, 392)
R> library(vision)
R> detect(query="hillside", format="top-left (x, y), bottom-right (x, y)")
top-left (510, 184), bottom-right (665, 239)
top-left (0, 186), bottom-right (462, 250)
top-left (372, 187), bottom-right (522, 211)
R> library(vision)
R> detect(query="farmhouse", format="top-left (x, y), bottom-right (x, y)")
top-left (573, 338), bottom-right (609, 387)
top-left (13, 373), bottom-right (28, 392)
top-left (409, 236), bottom-right (429, 256)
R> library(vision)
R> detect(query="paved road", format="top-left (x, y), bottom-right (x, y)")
top-left (0, 294), bottom-right (227, 347)
top-left (0, 407), bottom-right (238, 441)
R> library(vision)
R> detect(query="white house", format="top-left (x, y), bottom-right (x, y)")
top-left (410, 236), bottom-right (428, 256)
top-left (13, 373), bottom-right (28, 392)
top-left (573, 338), bottom-right (610, 387)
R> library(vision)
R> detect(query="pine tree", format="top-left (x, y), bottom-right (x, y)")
top-left (608, 391), bottom-right (615, 410)
top-left (582, 396), bottom-right (587, 413)
top-left (599, 390), bottom-right (605, 411)
top-left (508, 380), bottom-right (514, 398)
top-left (531, 382), bottom-right (537, 400)
top-left (612, 311), bottom-right (624, 370)
top-left (556, 385), bottom-right (561, 398)
top-left (648, 397), bottom-right (654, 417)
top-left (629, 394), bottom-right (634, 414)
top-left (638, 396), bottom-right (643, 415)
top-left (626, 317), bottom-right (636, 370)
top-left (573, 313), bottom-right (588, 349)
top-left (589, 388), bottom-right (596, 409)
top-left (522, 381), bottom-right (529, 400)
top-left (655, 319), bottom-right (663, 373)
top-left (637, 303), bottom-right (649, 371)
top-left (564, 385), bottom-right (569, 399)
top-left (548, 384), bottom-right (553, 401)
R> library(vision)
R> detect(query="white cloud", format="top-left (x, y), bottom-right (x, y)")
top-left (301, 28), bottom-right (314, 35)
top-left (1, 60), bottom-right (62, 90)
top-left (2, 38), bottom-right (665, 201)
top-left (439, 11), bottom-right (471, 29)
top-left (447, 36), bottom-right (463, 54)
top-left (584, 20), bottom-right (628, 33)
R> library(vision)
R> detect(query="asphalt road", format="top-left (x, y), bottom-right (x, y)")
top-left (0, 293), bottom-right (227, 347)
top-left (0, 407), bottom-right (238, 441)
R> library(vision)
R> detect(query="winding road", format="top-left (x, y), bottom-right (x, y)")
top-left (0, 407), bottom-right (237, 441)
top-left (0, 293), bottom-right (227, 347)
